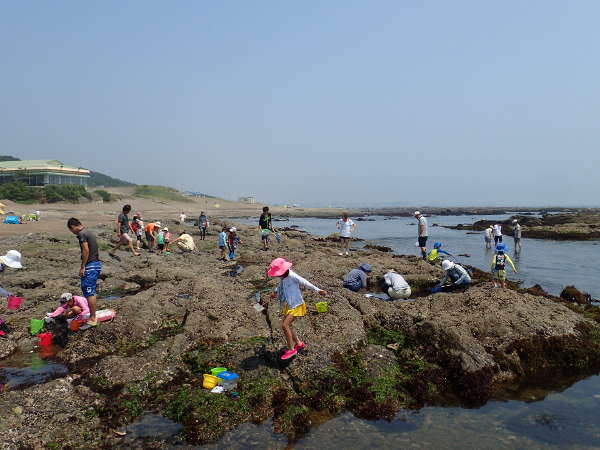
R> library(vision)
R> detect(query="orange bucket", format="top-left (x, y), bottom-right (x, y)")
top-left (70, 320), bottom-right (81, 331)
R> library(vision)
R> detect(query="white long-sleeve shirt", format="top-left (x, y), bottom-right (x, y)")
top-left (277, 270), bottom-right (321, 309)
top-left (384, 271), bottom-right (409, 291)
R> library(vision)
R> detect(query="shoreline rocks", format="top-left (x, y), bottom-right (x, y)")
top-left (443, 213), bottom-right (600, 241)
top-left (1, 225), bottom-right (600, 447)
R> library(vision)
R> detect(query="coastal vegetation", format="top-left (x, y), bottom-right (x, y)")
top-left (134, 184), bottom-right (193, 203)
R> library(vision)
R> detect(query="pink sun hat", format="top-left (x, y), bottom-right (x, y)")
top-left (267, 258), bottom-right (293, 277)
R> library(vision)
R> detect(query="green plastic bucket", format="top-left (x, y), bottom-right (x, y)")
top-left (30, 318), bottom-right (44, 336)
top-left (315, 302), bottom-right (328, 313)
top-left (210, 367), bottom-right (227, 376)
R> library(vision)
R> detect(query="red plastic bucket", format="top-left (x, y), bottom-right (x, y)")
top-left (7, 296), bottom-right (23, 310)
top-left (38, 332), bottom-right (53, 346)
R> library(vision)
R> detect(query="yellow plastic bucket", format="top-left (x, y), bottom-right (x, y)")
top-left (315, 302), bottom-right (328, 313)
top-left (202, 374), bottom-right (220, 389)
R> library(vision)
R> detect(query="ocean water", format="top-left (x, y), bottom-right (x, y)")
top-left (223, 214), bottom-right (600, 449)
top-left (238, 214), bottom-right (600, 298)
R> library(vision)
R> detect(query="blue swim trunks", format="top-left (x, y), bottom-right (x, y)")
top-left (81, 261), bottom-right (102, 297)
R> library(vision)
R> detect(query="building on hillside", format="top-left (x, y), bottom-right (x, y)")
top-left (239, 196), bottom-right (256, 204)
top-left (0, 160), bottom-right (90, 186)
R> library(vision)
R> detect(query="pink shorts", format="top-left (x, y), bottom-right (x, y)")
top-left (119, 233), bottom-right (132, 244)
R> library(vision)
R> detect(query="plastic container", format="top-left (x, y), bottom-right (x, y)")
top-left (30, 318), bottom-right (45, 336)
top-left (70, 320), bottom-right (82, 331)
top-left (210, 367), bottom-right (227, 377)
top-left (7, 296), bottom-right (23, 310)
top-left (202, 374), bottom-right (220, 389)
top-left (217, 371), bottom-right (240, 390)
top-left (315, 302), bottom-right (328, 313)
top-left (38, 332), bottom-right (53, 347)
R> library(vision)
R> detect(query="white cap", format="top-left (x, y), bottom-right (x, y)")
top-left (0, 250), bottom-right (23, 269)
top-left (512, 219), bottom-right (518, 223)
top-left (155, 221), bottom-right (161, 227)
top-left (230, 227), bottom-right (237, 232)
top-left (162, 227), bottom-right (169, 232)
top-left (414, 211), bottom-right (421, 216)
top-left (441, 260), bottom-right (454, 271)
top-left (60, 292), bottom-right (73, 303)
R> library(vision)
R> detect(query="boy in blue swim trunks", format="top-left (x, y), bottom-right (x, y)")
top-left (68, 218), bottom-right (101, 326)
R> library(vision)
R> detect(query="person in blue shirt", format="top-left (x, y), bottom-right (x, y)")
top-left (218, 227), bottom-right (228, 261)
top-left (342, 263), bottom-right (372, 292)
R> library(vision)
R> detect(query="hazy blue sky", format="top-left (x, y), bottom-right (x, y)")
top-left (1, 1), bottom-right (599, 206)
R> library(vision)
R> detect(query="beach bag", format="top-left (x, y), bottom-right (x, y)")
top-left (3, 216), bottom-right (20, 224)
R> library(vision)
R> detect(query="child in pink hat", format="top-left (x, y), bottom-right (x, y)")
top-left (267, 258), bottom-right (327, 360)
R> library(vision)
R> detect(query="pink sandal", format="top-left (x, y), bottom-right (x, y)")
top-left (294, 342), bottom-right (305, 352)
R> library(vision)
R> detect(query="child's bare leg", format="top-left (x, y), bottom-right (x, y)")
top-left (290, 328), bottom-right (301, 346)
top-left (281, 315), bottom-right (296, 350)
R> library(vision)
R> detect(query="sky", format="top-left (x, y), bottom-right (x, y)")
top-left (1, 1), bottom-right (599, 207)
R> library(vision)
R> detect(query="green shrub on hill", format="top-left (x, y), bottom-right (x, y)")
top-left (93, 189), bottom-right (113, 202)
top-left (0, 182), bottom-right (92, 203)
top-left (88, 171), bottom-right (135, 187)
top-left (134, 185), bottom-right (192, 203)
top-left (0, 182), bottom-right (38, 202)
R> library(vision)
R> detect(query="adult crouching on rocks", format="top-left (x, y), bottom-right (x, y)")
top-left (173, 230), bottom-right (196, 253)
top-left (342, 263), bottom-right (372, 292)
top-left (432, 260), bottom-right (471, 293)
top-left (47, 293), bottom-right (90, 323)
top-left (414, 211), bottom-right (428, 260)
top-left (67, 218), bottom-right (101, 326)
top-left (0, 250), bottom-right (23, 298)
top-left (383, 269), bottom-right (411, 299)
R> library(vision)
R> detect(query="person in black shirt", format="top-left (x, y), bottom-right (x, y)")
top-left (259, 206), bottom-right (274, 250)
top-left (67, 218), bottom-right (101, 326)
top-left (109, 204), bottom-right (140, 257)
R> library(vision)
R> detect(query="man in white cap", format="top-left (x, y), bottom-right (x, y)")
top-left (414, 211), bottom-right (428, 260)
top-left (432, 259), bottom-right (471, 293)
top-left (0, 250), bottom-right (23, 298)
top-left (512, 219), bottom-right (522, 253)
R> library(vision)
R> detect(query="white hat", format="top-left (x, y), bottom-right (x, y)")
top-left (155, 221), bottom-right (161, 227)
top-left (414, 211), bottom-right (421, 216)
top-left (0, 250), bottom-right (23, 269)
top-left (162, 227), bottom-right (169, 232)
top-left (441, 260), bottom-right (454, 271)
top-left (512, 219), bottom-right (518, 223)
top-left (60, 292), bottom-right (73, 304)
top-left (229, 227), bottom-right (237, 232)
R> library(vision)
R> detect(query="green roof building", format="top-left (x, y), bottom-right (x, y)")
top-left (0, 160), bottom-right (90, 187)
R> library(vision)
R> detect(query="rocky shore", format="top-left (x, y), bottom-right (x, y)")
top-left (444, 212), bottom-right (600, 241)
top-left (2, 223), bottom-right (600, 448)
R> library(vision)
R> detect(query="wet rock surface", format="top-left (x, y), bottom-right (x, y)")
top-left (1, 225), bottom-right (600, 447)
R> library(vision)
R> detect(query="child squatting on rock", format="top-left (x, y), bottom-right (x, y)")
top-left (267, 258), bottom-right (327, 360)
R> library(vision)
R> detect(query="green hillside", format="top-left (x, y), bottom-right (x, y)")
top-left (88, 171), bottom-right (135, 187)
